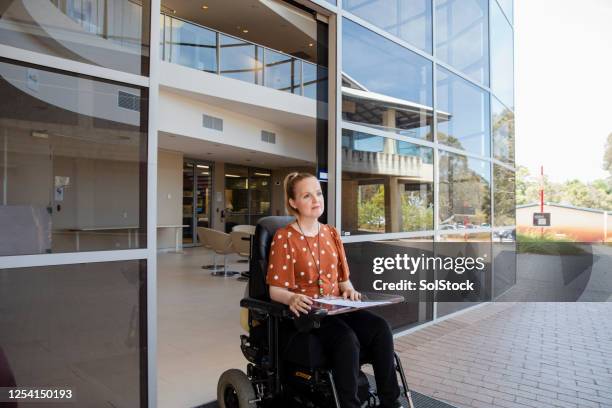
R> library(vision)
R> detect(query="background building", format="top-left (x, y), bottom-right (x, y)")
top-left (0, 0), bottom-right (515, 406)
top-left (518, 202), bottom-right (611, 242)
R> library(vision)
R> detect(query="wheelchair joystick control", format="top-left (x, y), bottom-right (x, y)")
top-left (293, 307), bottom-right (328, 332)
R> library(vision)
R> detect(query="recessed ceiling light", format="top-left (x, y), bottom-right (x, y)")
top-left (201, 5), bottom-right (208, 9)
top-left (31, 130), bottom-right (48, 139)
top-left (242, 29), bottom-right (249, 33)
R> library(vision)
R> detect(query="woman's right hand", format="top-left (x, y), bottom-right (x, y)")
top-left (288, 293), bottom-right (313, 317)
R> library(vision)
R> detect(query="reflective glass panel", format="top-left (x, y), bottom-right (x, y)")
top-left (436, 232), bottom-right (492, 315)
top-left (0, 60), bottom-right (148, 256)
top-left (435, 0), bottom-right (489, 85)
top-left (493, 165), bottom-right (515, 227)
top-left (344, 238), bottom-right (434, 330)
top-left (342, 18), bottom-right (433, 139)
top-left (437, 67), bottom-right (490, 156)
top-left (0, 260), bottom-right (147, 406)
top-left (497, 0), bottom-right (513, 24)
top-left (493, 238), bottom-right (516, 298)
top-left (490, 0), bottom-right (515, 109)
top-left (0, 0), bottom-right (150, 75)
top-left (264, 49), bottom-right (300, 94)
top-left (168, 17), bottom-right (217, 73)
top-left (341, 129), bottom-right (434, 235)
top-left (439, 152), bottom-right (491, 227)
top-left (302, 62), bottom-right (318, 99)
top-left (343, 0), bottom-right (433, 53)
top-left (342, 18), bottom-right (432, 105)
top-left (219, 34), bottom-right (258, 83)
top-left (492, 96), bottom-right (514, 164)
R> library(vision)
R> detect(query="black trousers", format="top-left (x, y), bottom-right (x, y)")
top-left (283, 310), bottom-right (400, 408)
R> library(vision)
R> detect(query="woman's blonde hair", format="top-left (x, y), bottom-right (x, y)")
top-left (283, 172), bottom-right (317, 216)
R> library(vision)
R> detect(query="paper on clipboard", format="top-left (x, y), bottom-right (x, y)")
top-left (314, 298), bottom-right (391, 308)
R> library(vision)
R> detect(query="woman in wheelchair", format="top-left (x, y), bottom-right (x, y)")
top-left (264, 172), bottom-right (404, 408)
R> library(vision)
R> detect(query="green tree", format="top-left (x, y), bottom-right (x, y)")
top-left (357, 184), bottom-right (385, 232)
top-left (604, 132), bottom-right (612, 186)
top-left (492, 106), bottom-right (515, 162)
top-left (515, 167), bottom-right (612, 211)
top-left (604, 133), bottom-right (612, 174)
top-left (400, 194), bottom-right (433, 231)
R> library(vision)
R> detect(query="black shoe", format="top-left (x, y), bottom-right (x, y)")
top-left (379, 400), bottom-right (403, 408)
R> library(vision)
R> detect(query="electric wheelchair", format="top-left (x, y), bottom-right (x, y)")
top-left (217, 216), bottom-right (415, 408)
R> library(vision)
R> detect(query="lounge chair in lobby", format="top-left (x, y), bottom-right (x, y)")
top-left (197, 227), bottom-right (221, 271)
top-left (206, 228), bottom-right (240, 277)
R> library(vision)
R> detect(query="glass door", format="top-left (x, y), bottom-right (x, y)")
top-left (249, 168), bottom-right (272, 226)
top-left (195, 163), bottom-right (212, 231)
top-left (224, 164), bottom-right (272, 232)
top-left (182, 162), bottom-right (195, 245)
top-left (183, 160), bottom-right (213, 246)
top-left (224, 165), bottom-right (249, 232)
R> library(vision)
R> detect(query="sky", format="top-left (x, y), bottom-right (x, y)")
top-left (515, 0), bottom-right (612, 183)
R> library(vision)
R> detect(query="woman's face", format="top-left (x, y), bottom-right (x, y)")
top-left (289, 176), bottom-right (324, 219)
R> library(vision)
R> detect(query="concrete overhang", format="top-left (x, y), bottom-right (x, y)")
top-left (160, 61), bottom-right (318, 133)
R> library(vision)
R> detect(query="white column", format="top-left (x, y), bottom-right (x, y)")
top-left (147, 0), bottom-right (161, 405)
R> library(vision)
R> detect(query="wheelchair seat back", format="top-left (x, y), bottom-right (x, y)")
top-left (248, 216), bottom-right (295, 301)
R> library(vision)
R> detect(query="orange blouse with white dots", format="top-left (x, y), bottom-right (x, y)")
top-left (266, 224), bottom-right (350, 299)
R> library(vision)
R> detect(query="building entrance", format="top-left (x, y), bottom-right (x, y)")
top-left (182, 159), bottom-right (213, 245)
top-left (223, 164), bottom-right (272, 232)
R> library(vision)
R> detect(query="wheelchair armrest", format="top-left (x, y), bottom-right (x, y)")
top-left (240, 297), bottom-right (292, 318)
top-left (240, 297), bottom-right (329, 331)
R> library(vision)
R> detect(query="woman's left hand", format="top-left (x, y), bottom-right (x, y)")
top-left (341, 288), bottom-right (361, 301)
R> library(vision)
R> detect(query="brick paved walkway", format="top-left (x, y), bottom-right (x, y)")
top-left (394, 303), bottom-right (612, 408)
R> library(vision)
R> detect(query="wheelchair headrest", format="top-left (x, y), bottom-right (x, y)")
top-left (249, 216), bottom-right (295, 300)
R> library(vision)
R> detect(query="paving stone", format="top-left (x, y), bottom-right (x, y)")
top-left (394, 303), bottom-right (612, 408)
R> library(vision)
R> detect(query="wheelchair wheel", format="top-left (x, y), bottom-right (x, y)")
top-left (217, 369), bottom-right (256, 408)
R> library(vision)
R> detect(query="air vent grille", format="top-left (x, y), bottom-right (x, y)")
top-left (261, 130), bottom-right (276, 144)
top-left (203, 114), bottom-right (223, 131)
top-left (117, 91), bottom-right (140, 111)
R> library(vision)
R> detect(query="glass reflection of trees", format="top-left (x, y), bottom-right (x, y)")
top-left (492, 98), bottom-right (515, 164)
top-left (342, 130), bottom-right (433, 235)
top-left (439, 152), bottom-right (491, 228)
top-left (494, 165), bottom-right (516, 227)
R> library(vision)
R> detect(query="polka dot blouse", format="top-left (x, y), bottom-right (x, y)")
top-left (266, 224), bottom-right (350, 298)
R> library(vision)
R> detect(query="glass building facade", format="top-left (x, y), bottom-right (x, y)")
top-left (340, 0), bottom-right (515, 323)
top-left (0, 0), bottom-right (515, 405)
